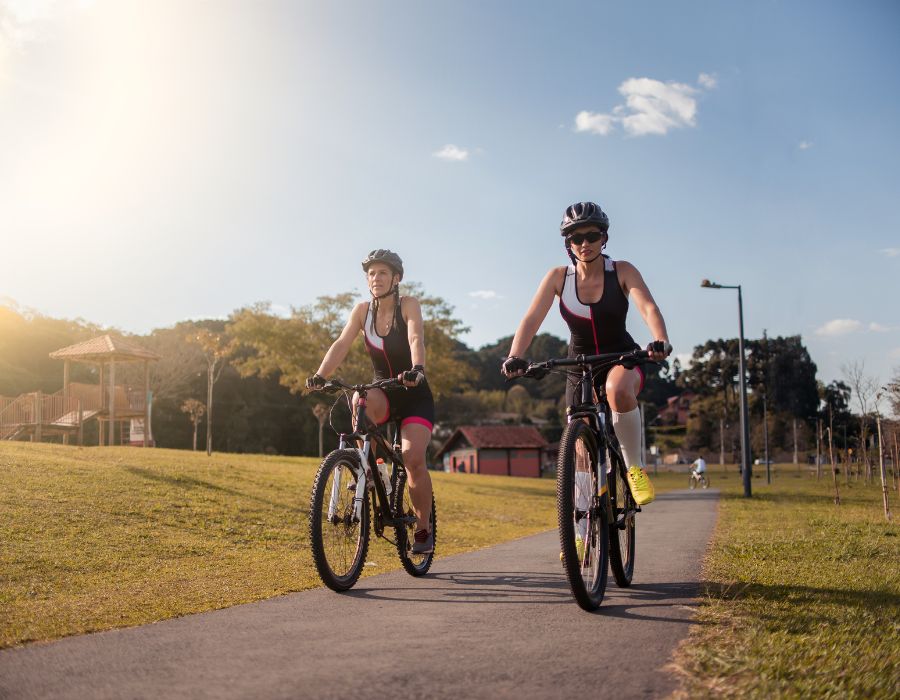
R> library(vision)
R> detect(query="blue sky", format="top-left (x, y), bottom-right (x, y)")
top-left (1, 0), bottom-right (898, 392)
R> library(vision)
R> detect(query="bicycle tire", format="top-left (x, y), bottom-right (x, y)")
top-left (689, 475), bottom-right (697, 490)
top-left (309, 449), bottom-right (370, 592)
top-left (607, 445), bottom-right (636, 587)
top-left (392, 468), bottom-right (436, 576)
top-left (557, 420), bottom-right (608, 611)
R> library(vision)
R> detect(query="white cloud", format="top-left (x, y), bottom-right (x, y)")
top-left (815, 319), bottom-right (863, 336)
top-left (618, 78), bottom-right (698, 136)
top-left (468, 290), bottom-right (501, 300)
top-left (698, 72), bottom-right (718, 89)
top-left (432, 144), bottom-right (469, 162)
top-left (891, 347), bottom-right (900, 360)
top-left (574, 73), bottom-right (714, 138)
top-left (798, 141), bottom-right (814, 150)
top-left (881, 247), bottom-right (900, 257)
top-left (869, 322), bottom-right (895, 332)
top-left (574, 110), bottom-right (615, 135)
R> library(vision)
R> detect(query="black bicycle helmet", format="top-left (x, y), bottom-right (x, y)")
top-left (361, 249), bottom-right (404, 281)
top-left (560, 201), bottom-right (610, 236)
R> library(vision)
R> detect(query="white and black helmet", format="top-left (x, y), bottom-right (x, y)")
top-left (560, 202), bottom-right (610, 236)
top-left (361, 249), bottom-right (404, 280)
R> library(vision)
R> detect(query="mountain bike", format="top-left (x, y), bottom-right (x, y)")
top-left (522, 349), bottom-right (653, 611)
top-left (689, 471), bottom-right (710, 489)
top-left (307, 377), bottom-right (436, 591)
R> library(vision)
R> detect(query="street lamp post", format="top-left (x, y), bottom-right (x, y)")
top-left (702, 279), bottom-right (753, 497)
top-left (763, 393), bottom-right (770, 484)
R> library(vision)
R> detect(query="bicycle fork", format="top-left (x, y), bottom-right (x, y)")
top-left (327, 438), bottom-right (372, 522)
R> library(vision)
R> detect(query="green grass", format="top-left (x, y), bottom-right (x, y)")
top-left (672, 466), bottom-right (900, 699)
top-left (0, 442), bottom-right (689, 648)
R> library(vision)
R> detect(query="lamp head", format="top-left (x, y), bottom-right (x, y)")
top-left (701, 279), bottom-right (722, 289)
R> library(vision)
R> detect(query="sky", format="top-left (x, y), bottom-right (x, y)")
top-left (1, 0), bottom-right (898, 392)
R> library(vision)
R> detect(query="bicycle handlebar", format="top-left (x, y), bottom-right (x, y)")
top-left (523, 349), bottom-right (654, 379)
top-left (315, 377), bottom-right (406, 394)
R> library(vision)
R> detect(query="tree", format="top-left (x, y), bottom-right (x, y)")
top-left (312, 403), bottom-right (329, 458)
top-left (227, 285), bottom-right (470, 398)
top-left (187, 329), bottom-right (230, 456)
top-left (843, 361), bottom-right (879, 482)
top-left (885, 367), bottom-right (900, 418)
top-left (180, 398), bottom-right (205, 451)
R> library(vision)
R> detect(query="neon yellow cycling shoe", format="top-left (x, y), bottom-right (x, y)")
top-left (626, 466), bottom-right (655, 505)
top-left (560, 535), bottom-right (586, 562)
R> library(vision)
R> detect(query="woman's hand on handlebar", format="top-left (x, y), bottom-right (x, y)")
top-left (305, 373), bottom-right (327, 391)
top-left (399, 365), bottom-right (425, 388)
top-left (646, 340), bottom-right (672, 362)
top-left (501, 356), bottom-right (529, 378)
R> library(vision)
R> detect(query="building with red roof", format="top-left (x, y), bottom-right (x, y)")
top-left (435, 425), bottom-right (548, 478)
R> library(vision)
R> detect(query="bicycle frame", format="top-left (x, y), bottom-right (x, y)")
top-left (326, 382), bottom-right (415, 533)
top-left (527, 350), bottom-right (651, 529)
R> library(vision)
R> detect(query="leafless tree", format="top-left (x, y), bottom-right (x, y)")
top-left (187, 330), bottom-right (229, 456)
top-left (843, 361), bottom-right (879, 483)
top-left (875, 390), bottom-right (892, 521)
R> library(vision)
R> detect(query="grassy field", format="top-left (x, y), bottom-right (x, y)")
top-left (672, 466), bottom-right (900, 699)
top-left (0, 442), bottom-right (692, 648)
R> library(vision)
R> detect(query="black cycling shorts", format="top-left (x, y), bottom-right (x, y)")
top-left (378, 380), bottom-right (435, 431)
top-left (565, 364), bottom-right (646, 408)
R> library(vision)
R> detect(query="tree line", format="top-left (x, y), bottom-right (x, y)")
top-left (1, 295), bottom-right (898, 466)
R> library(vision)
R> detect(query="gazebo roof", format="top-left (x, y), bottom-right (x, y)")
top-left (49, 334), bottom-right (161, 363)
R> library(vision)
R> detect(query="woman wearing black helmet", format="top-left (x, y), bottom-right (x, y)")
top-left (306, 249), bottom-right (435, 554)
top-left (501, 202), bottom-right (671, 506)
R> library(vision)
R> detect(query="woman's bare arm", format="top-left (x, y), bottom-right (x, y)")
top-left (507, 267), bottom-right (566, 359)
top-left (315, 302), bottom-right (366, 377)
top-left (618, 261), bottom-right (670, 355)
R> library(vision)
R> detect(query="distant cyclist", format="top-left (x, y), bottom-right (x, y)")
top-left (305, 249), bottom-right (435, 554)
top-left (691, 455), bottom-right (707, 478)
top-left (502, 201), bottom-right (671, 506)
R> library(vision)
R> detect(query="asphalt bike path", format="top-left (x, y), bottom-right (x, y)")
top-left (0, 488), bottom-right (719, 700)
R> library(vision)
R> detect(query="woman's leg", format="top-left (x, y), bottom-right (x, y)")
top-left (352, 388), bottom-right (390, 426)
top-left (400, 421), bottom-right (434, 531)
top-left (606, 366), bottom-right (643, 468)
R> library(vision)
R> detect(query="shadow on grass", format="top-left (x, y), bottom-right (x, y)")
top-left (122, 465), bottom-right (297, 511)
top-left (703, 579), bottom-right (900, 621)
top-left (717, 489), bottom-right (842, 506)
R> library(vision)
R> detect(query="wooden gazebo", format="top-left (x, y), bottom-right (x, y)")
top-left (49, 335), bottom-right (161, 447)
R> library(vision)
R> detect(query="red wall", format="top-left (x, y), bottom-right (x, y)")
top-left (478, 450), bottom-right (508, 476)
top-left (510, 449), bottom-right (541, 478)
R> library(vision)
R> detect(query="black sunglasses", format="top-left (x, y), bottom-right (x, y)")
top-left (567, 231), bottom-right (604, 246)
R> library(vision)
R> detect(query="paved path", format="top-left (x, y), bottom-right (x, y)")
top-left (0, 489), bottom-right (719, 700)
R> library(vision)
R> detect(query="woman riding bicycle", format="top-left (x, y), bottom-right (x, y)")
top-left (502, 201), bottom-right (671, 506)
top-left (305, 249), bottom-right (435, 554)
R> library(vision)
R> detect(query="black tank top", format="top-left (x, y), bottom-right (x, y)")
top-left (363, 301), bottom-right (413, 380)
top-left (559, 258), bottom-right (638, 356)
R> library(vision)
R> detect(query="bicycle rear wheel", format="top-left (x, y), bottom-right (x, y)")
top-left (309, 449), bottom-right (370, 591)
top-left (392, 466), bottom-right (436, 576)
top-left (557, 420), bottom-right (608, 611)
top-left (607, 445), bottom-right (636, 587)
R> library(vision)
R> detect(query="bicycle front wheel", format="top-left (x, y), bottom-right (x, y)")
top-left (392, 467), bottom-right (436, 576)
top-left (557, 420), bottom-right (608, 611)
top-left (309, 449), bottom-right (370, 591)
top-left (607, 445), bottom-right (636, 587)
